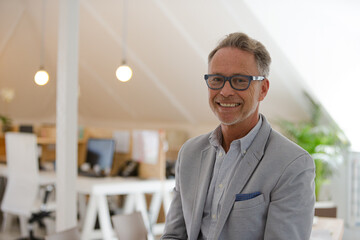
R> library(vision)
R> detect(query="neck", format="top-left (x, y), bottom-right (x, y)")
top-left (221, 114), bottom-right (260, 152)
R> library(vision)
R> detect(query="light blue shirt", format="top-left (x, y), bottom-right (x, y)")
top-left (199, 116), bottom-right (263, 239)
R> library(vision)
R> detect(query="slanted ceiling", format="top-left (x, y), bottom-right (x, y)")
top-left (0, 0), bottom-right (314, 132)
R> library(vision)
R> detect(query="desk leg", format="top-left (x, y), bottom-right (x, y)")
top-left (149, 192), bottom-right (162, 225)
top-left (135, 193), bottom-right (154, 240)
top-left (78, 193), bottom-right (87, 230)
top-left (97, 195), bottom-right (114, 240)
top-left (123, 194), bottom-right (136, 213)
top-left (81, 195), bottom-right (98, 240)
top-left (151, 188), bottom-right (174, 236)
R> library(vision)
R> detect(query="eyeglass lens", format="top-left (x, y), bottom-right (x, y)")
top-left (207, 75), bottom-right (250, 90)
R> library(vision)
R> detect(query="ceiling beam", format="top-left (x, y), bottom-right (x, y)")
top-left (221, 0), bottom-right (312, 116)
top-left (81, 0), bottom-right (196, 124)
top-left (0, 4), bottom-right (25, 59)
top-left (154, 0), bottom-right (207, 64)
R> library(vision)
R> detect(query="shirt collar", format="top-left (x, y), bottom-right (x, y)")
top-left (209, 115), bottom-right (263, 153)
top-left (209, 125), bottom-right (223, 148)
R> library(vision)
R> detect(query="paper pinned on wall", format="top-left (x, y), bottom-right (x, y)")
top-left (113, 130), bottom-right (130, 153)
top-left (132, 130), bottom-right (159, 165)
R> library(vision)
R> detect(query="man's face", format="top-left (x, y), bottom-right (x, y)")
top-left (208, 47), bottom-right (269, 126)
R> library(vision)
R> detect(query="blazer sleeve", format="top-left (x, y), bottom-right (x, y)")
top-left (161, 147), bottom-right (188, 240)
top-left (264, 153), bottom-right (315, 240)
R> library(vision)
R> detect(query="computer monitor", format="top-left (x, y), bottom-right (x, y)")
top-left (81, 138), bottom-right (115, 177)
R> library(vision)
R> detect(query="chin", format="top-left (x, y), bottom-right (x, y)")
top-left (218, 116), bottom-right (244, 126)
top-left (217, 111), bottom-right (256, 127)
top-left (220, 119), bottom-right (242, 126)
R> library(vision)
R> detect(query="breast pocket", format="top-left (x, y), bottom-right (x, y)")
top-left (232, 193), bottom-right (265, 212)
top-left (222, 194), bottom-right (267, 239)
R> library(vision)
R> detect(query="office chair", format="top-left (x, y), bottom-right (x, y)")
top-left (1, 132), bottom-right (55, 240)
top-left (111, 212), bottom-right (148, 240)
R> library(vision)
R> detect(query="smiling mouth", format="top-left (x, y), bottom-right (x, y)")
top-left (218, 103), bottom-right (240, 107)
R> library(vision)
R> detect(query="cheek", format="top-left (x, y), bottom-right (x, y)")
top-left (243, 88), bottom-right (257, 102)
top-left (247, 84), bottom-right (262, 101)
top-left (208, 89), bottom-right (217, 102)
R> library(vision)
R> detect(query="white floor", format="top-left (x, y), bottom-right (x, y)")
top-left (0, 227), bottom-right (22, 239)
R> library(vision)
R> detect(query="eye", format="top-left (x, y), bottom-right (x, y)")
top-left (232, 77), bottom-right (248, 83)
top-left (232, 76), bottom-right (249, 85)
top-left (211, 77), bottom-right (223, 83)
top-left (208, 76), bottom-right (224, 84)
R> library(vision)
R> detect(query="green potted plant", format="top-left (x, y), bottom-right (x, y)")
top-left (0, 114), bottom-right (12, 133)
top-left (278, 94), bottom-right (349, 201)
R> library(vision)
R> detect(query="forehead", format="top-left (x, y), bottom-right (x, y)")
top-left (209, 47), bottom-right (258, 75)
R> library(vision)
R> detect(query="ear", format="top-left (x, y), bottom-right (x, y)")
top-left (258, 79), bottom-right (269, 101)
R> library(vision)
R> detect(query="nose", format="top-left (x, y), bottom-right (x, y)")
top-left (220, 81), bottom-right (235, 97)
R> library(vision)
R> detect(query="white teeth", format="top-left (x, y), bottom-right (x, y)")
top-left (219, 103), bottom-right (240, 107)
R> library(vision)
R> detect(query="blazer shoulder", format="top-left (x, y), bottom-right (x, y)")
top-left (181, 131), bottom-right (212, 152)
top-left (267, 129), bottom-right (312, 161)
top-left (260, 129), bottom-right (315, 184)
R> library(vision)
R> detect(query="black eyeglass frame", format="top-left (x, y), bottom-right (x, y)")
top-left (204, 74), bottom-right (265, 91)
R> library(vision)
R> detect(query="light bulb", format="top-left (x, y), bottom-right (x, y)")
top-left (34, 70), bottom-right (49, 86)
top-left (116, 65), bottom-right (132, 82)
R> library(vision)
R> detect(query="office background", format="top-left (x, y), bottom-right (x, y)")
top-left (0, 0), bottom-right (359, 239)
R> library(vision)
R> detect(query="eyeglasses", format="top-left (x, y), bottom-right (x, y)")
top-left (204, 74), bottom-right (265, 91)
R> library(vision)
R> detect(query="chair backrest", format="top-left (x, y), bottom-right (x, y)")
top-left (111, 212), bottom-right (147, 240)
top-left (1, 132), bottom-right (39, 216)
top-left (45, 227), bottom-right (80, 240)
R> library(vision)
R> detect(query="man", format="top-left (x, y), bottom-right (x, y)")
top-left (161, 32), bottom-right (315, 240)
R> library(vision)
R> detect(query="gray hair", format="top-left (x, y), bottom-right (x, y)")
top-left (208, 32), bottom-right (271, 77)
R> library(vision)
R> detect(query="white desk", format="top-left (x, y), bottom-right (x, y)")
top-left (77, 176), bottom-right (175, 240)
top-left (311, 217), bottom-right (344, 240)
top-left (0, 165), bottom-right (175, 240)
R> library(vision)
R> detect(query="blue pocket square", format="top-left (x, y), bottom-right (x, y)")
top-left (235, 191), bottom-right (261, 201)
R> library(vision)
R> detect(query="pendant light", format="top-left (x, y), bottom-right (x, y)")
top-left (34, 0), bottom-right (49, 86)
top-left (116, 0), bottom-right (132, 82)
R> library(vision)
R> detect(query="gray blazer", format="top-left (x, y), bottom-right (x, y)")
top-left (162, 116), bottom-right (315, 240)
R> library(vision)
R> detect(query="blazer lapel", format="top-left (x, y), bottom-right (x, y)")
top-left (189, 146), bottom-right (216, 240)
top-left (214, 116), bottom-right (272, 238)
